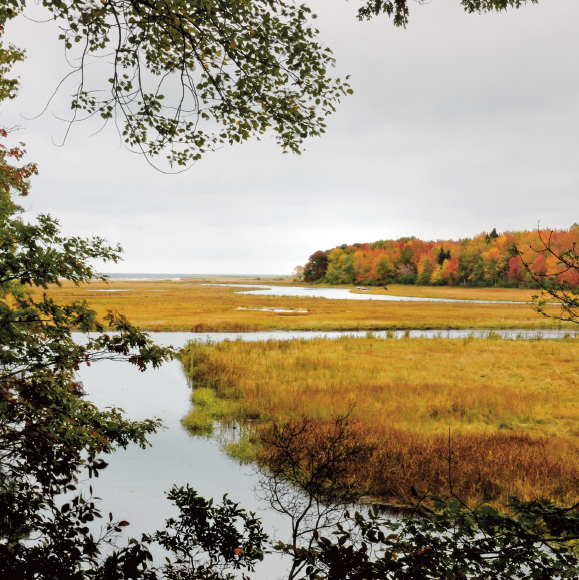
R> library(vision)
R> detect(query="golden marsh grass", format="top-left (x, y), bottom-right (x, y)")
top-left (38, 280), bottom-right (566, 332)
top-left (181, 336), bottom-right (579, 507)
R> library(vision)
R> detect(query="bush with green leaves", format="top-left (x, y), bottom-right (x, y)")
top-left (281, 495), bottom-right (579, 579)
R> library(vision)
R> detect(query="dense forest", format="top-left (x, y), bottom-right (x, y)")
top-left (296, 227), bottom-right (579, 287)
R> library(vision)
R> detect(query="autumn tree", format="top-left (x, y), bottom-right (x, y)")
top-left (303, 250), bottom-right (329, 282)
top-left (518, 228), bottom-right (579, 325)
top-left (292, 265), bottom-right (305, 281)
top-left (416, 255), bottom-right (433, 285)
top-left (306, 227), bottom-right (579, 289)
top-left (430, 261), bottom-right (446, 286)
top-left (373, 255), bottom-right (395, 284)
top-left (482, 247), bottom-right (503, 284)
top-left (325, 248), bottom-right (355, 285)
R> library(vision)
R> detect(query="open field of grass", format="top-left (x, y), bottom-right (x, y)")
top-left (348, 285), bottom-right (539, 302)
top-left (38, 280), bottom-right (568, 332)
top-left (180, 335), bottom-right (579, 507)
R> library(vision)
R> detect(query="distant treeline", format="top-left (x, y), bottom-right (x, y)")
top-left (295, 226), bottom-right (579, 287)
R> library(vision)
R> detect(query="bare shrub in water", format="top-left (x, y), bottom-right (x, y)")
top-left (256, 411), bottom-right (372, 580)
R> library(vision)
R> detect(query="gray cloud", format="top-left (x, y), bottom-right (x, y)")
top-left (3, 0), bottom-right (578, 274)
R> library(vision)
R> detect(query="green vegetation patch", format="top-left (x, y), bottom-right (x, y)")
top-left (181, 387), bottom-right (233, 435)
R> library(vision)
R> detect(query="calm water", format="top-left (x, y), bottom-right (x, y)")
top-left (202, 283), bottom-right (520, 304)
top-left (140, 329), bottom-right (577, 343)
top-left (78, 343), bottom-right (288, 577)
top-left (78, 329), bottom-right (573, 575)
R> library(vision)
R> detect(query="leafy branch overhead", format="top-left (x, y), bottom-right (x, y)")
top-left (358, 0), bottom-right (538, 25)
top-left (5, 0), bottom-right (351, 167)
top-left (4, 0), bottom-right (538, 168)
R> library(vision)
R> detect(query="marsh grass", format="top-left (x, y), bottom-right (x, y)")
top-left (38, 280), bottom-right (568, 332)
top-left (224, 433), bottom-right (260, 464)
top-left (180, 335), bottom-right (579, 507)
top-left (180, 387), bottom-right (234, 435)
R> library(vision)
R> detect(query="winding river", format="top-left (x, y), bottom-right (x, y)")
top-left (202, 283), bottom-right (521, 303)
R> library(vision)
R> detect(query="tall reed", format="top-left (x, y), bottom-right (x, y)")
top-left (180, 335), bottom-right (579, 507)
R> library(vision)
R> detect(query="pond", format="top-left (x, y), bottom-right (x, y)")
top-left (79, 329), bottom-right (574, 576)
top-left (202, 283), bottom-right (520, 303)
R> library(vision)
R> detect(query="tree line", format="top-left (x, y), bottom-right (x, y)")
top-left (297, 227), bottom-right (579, 287)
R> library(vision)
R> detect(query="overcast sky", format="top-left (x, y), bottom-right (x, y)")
top-left (3, 1), bottom-right (579, 274)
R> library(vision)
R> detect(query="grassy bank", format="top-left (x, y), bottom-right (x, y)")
top-left (180, 335), bottom-right (579, 507)
top-left (38, 280), bottom-right (567, 332)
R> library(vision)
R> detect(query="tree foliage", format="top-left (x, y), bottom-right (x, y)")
top-left (0, 125), bottom-right (173, 574)
top-left (285, 495), bottom-right (579, 579)
top-left (146, 485), bottom-right (268, 579)
top-left (301, 228), bottom-right (579, 287)
top-left (5, 0), bottom-right (578, 577)
top-left (303, 250), bottom-right (329, 282)
top-left (4, 0), bottom-right (351, 168)
top-left (358, 0), bottom-right (538, 27)
top-left (0, 74), bottom-right (273, 580)
top-left (518, 228), bottom-right (579, 325)
top-left (0, 41), bottom-right (273, 574)
top-left (1, 0), bottom-right (542, 168)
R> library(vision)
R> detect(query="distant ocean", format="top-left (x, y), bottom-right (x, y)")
top-left (102, 273), bottom-right (280, 281)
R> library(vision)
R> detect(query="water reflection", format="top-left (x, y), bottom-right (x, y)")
top-left (141, 329), bottom-right (578, 344)
top-left (78, 353), bottom-right (287, 578)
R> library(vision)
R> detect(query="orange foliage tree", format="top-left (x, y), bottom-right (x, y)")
top-left (300, 228), bottom-right (579, 288)
top-left (518, 226), bottom-right (579, 324)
